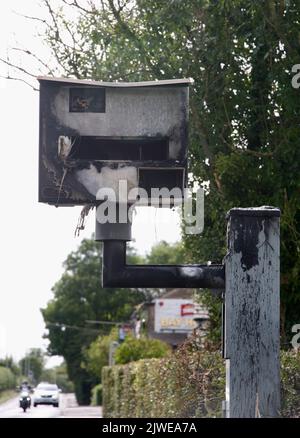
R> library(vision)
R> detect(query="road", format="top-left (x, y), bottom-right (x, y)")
top-left (0, 394), bottom-right (102, 418)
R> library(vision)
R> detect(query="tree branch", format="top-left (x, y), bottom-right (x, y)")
top-left (11, 47), bottom-right (56, 76)
top-left (0, 74), bottom-right (39, 91)
top-left (61, 0), bottom-right (94, 14)
top-left (0, 57), bottom-right (37, 78)
top-left (107, 0), bottom-right (162, 78)
top-left (13, 11), bottom-right (48, 25)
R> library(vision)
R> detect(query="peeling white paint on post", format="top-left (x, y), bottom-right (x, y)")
top-left (224, 207), bottom-right (280, 418)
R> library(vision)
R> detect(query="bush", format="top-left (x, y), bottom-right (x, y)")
top-left (0, 366), bottom-right (16, 391)
top-left (83, 329), bottom-right (118, 380)
top-left (91, 384), bottom-right (102, 406)
top-left (115, 337), bottom-right (170, 365)
top-left (102, 341), bottom-right (300, 418)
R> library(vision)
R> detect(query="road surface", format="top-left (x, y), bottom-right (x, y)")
top-left (0, 394), bottom-right (102, 418)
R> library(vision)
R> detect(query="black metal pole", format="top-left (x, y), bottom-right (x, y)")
top-left (102, 240), bottom-right (225, 289)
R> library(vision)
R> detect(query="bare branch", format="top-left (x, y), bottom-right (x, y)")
top-left (0, 74), bottom-right (39, 91)
top-left (11, 47), bottom-right (56, 76)
top-left (12, 10), bottom-right (48, 25)
top-left (116, 0), bottom-right (126, 12)
top-left (44, 0), bottom-right (63, 41)
top-left (61, 0), bottom-right (94, 14)
top-left (61, 17), bottom-right (78, 49)
top-left (0, 57), bottom-right (37, 78)
top-left (43, 0), bottom-right (82, 52)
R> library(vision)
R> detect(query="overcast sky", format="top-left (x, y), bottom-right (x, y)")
top-left (0, 0), bottom-right (181, 364)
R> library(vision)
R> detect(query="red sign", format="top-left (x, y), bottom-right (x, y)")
top-left (181, 303), bottom-right (195, 316)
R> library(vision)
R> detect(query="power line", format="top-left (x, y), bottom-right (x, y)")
top-left (86, 319), bottom-right (132, 326)
top-left (46, 322), bottom-right (100, 334)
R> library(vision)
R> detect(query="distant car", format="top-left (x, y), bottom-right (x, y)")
top-left (33, 383), bottom-right (61, 407)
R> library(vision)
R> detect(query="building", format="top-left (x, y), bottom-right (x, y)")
top-left (138, 289), bottom-right (209, 348)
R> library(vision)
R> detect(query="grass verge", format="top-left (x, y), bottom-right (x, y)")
top-left (0, 390), bottom-right (16, 404)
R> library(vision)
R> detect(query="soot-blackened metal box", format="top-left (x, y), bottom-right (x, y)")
top-left (38, 76), bottom-right (192, 206)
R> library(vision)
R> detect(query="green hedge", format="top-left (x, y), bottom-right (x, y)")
top-left (0, 367), bottom-right (16, 392)
top-left (102, 346), bottom-right (300, 418)
top-left (102, 342), bottom-right (225, 418)
top-left (91, 384), bottom-right (102, 406)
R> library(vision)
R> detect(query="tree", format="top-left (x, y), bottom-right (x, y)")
top-left (0, 356), bottom-right (20, 378)
top-left (146, 241), bottom-right (186, 265)
top-left (19, 348), bottom-right (45, 384)
top-left (42, 238), bottom-right (147, 404)
top-left (5, 0), bottom-right (299, 343)
top-left (114, 336), bottom-right (170, 365)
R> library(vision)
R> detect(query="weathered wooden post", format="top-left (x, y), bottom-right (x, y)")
top-left (224, 207), bottom-right (281, 418)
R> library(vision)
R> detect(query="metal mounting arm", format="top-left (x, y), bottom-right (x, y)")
top-left (102, 240), bottom-right (225, 289)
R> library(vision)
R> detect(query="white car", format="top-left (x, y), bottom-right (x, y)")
top-left (33, 383), bottom-right (61, 407)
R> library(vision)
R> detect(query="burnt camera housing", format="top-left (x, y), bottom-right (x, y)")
top-left (38, 77), bottom-right (192, 206)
